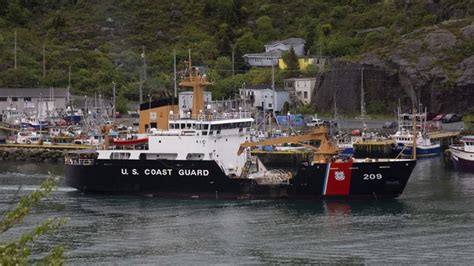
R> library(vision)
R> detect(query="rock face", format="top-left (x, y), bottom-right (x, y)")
top-left (314, 62), bottom-right (407, 114)
top-left (423, 29), bottom-right (457, 52)
top-left (314, 22), bottom-right (474, 114)
top-left (461, 24), bottom-right (474, 40)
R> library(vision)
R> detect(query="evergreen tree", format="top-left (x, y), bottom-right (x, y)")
top-left (282, 47), bottom-right (300, 78)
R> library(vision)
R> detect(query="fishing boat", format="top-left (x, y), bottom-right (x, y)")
top-left (448, 136), bottom-right (474, 171)
top-left (392, 108), bottom-right (440, 157)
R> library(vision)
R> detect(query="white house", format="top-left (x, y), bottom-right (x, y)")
top-left (239, 84), bottom-right (289, 113)
top-left (264, 38), bottom-right (305, 56)
top-left (284, 78), bottom-right (316, 105)
top-left (243, 38), bottom-right (305, 67)
top-left (242, 51), bottom-right (281, 67)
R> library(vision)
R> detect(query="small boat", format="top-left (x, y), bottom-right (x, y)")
top-left (448, 136), bottom-right (474, 172)
top-left (16, 130), bottom-right (40, 144)
top-left (392, 108), bottom-right (440, 158)
top-left (393, 130), bottom-right (441, 157)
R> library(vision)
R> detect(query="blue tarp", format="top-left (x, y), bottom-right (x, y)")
top-left (276, 114), bottom-right (304, 126)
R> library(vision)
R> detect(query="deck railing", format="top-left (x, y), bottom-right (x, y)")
top-left (169, 111), bottom-right (252, 122)
top-left (65, 157), bottom-right (95, 166)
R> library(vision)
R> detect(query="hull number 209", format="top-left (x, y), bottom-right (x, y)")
top-left (363, 173), bottom-right (382, 180)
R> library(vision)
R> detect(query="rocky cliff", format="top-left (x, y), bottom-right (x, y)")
top-left (314, 20), bottom-right (474, 114)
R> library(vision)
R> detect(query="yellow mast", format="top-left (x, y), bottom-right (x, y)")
top-left (178, 49), bottom-right (210, 118)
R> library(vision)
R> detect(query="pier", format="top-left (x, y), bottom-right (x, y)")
top-left (353, 140), bottom-right (397, 158)
top-left (0, 143), bottom-right (93, 163)
top-left (427, 131), bottom-right (460, 147)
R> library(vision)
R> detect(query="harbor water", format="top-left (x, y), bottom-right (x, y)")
top-left (0, 158), bottom-right (473, 264)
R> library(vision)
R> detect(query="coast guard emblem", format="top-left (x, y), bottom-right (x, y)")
top-left (334, 171), bottom-right (345, 181)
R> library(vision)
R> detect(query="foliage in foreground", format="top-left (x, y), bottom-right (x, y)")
top-left (0, 177), bottom-right (66, 265)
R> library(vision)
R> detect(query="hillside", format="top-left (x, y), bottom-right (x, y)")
top-left (0, 0), bottom-right (473, 114)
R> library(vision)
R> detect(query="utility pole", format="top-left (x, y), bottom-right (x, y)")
top-left (14, 29), bottom-right (17, 69)
top-left (142, 45), bottom-right (147, 80)
top-left (173, 48), bottom-right (177, 98)
top-left (112, 81), bottom-right (116, 124)
top-left (231, 45), bottom-right (235, 78)
top-left (361, 67), bottom-right (365, 117)
top-left (42, 43), bottom-right (46, 77)
top-left (271, 53), bottom-right (276, 120)
top-left (139, 72), bottom-right (143, 103)
top-left (39, 93), bottom-right (42, 139)
top-left (67, 65), bottom-right (71, 106)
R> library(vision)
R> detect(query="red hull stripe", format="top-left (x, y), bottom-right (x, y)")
top-left (324, 161), bottom-right (353, 196)
top-left (112, 138), bottom-right (148, 145)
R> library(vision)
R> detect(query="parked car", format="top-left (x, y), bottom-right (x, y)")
top-left (306, 118), bottom-right (323, 127)
top-left (432, 114), bottom-right (445, 121)
top-left (382, 121), bottom-right (398, 129)
top-left (442, 113), bottom-right (463, 123)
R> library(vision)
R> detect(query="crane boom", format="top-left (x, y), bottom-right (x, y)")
top-left (238, 127), bottom-right (338, 162)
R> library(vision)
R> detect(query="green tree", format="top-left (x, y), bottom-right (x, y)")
top-left (255, 15), bottom-right (275, 43)
top-left (298, 103), bottom-right (315, 115)
top-left (282, 48), bottom-right (300, 78)
top-left (236, 31), bottom-right (262, 55)
top-left (5, 1), bottom-right (32, 25)
top-left (212, 56), bottom-right (232, 79)
top-left (0, 177), bottom-right (66, 265)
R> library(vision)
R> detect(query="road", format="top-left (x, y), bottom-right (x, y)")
top-left (333, 118), bottom-right (464, 131)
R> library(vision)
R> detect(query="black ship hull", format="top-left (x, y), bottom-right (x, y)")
top-left (66, 159), bottom-right (416, 199)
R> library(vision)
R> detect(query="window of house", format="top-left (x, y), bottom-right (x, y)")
top-left (0, 97), bottom-right (6, 102)
top-left (12, 97), bottom-right (18, 101)
top-left (24, 97), bottom-right (31, 101)
top-left (304, 91), bottom-right (308, 99)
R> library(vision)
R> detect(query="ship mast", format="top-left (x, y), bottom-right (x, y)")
top-left (179, 49), bottom-right (210, 118)
top-left (412, 106), bottom-right (417, 160)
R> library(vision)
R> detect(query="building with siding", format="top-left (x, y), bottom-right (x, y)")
top-left (284, 78), bottom-right (317, 106)
top-left (0, 87), bottom-right (68, 115)
top-left (239, 84), bottom-right (289, 113)
top-left (243, 38), bottom-right (305, 67)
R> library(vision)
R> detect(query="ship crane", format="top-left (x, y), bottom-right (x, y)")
top-left (238, 127), bottom-right (339, 163)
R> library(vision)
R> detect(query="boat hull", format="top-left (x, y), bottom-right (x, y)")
top-left (396, 144), bottom-right (441, 158)
top-left (450, 149), bottom-right (474, 172)
top-left (66, 159), bottom-right (416, 199)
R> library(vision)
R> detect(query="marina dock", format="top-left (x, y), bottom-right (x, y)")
top-left (353, 140), bottom-right (397, 158)
top-left (0, 143), bottom-right (93, 163)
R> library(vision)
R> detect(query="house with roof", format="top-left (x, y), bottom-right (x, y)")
top-left (239, 84), bottom-right (289, 113)
top-left (264, 38), bottom-right (306, 56)
top-left (243, 38), bottom-right (306, 67)
top-left (284, 78), bottom-right (317, 106)
top-left (0, 87), bottom-right (68, 114)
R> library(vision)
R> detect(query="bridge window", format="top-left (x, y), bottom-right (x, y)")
top-left (110, 152), bottom-right (131, 160)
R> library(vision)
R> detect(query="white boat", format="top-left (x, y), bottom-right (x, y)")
top-left (16, 130), bottom-right (40, 144)
top-left (448, 136), bottom-right (474, 172)
top-left (392, 108), bottom-right (440, 157)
